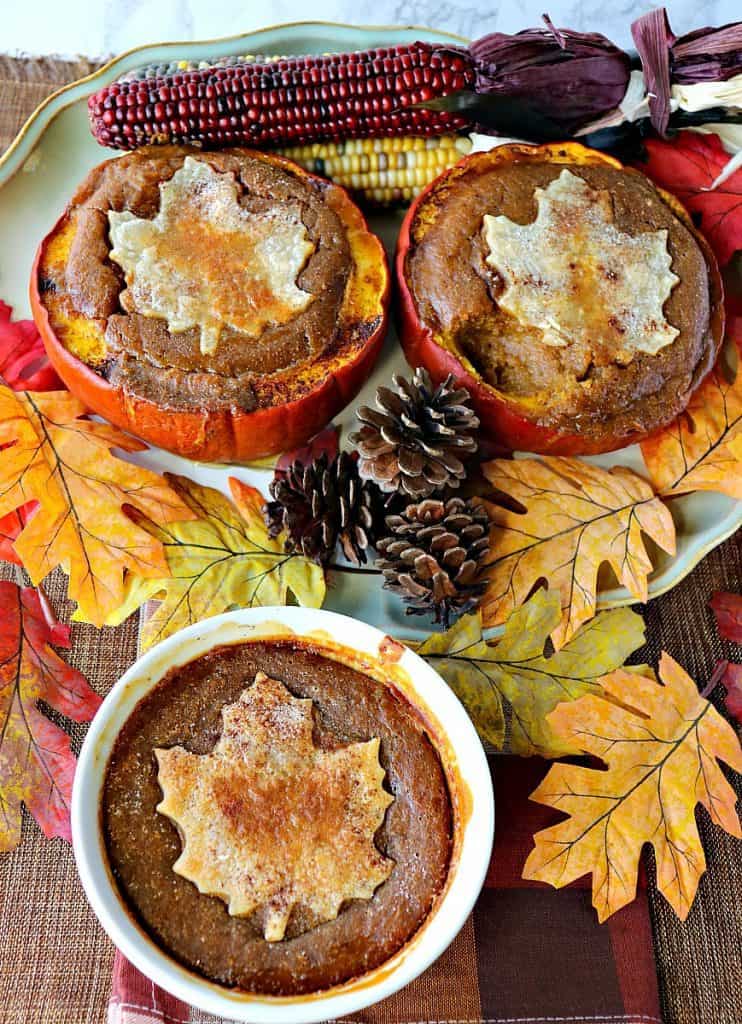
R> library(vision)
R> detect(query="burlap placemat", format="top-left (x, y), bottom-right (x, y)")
top-left (0, 54), bottom-right (739, 1024)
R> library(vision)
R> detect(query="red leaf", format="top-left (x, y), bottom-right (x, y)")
top-left (0, 300), bottom-right (61, 392)
top-left (275, 423), bottom-right (340, 474)
top-left (0, 501), bottom-right (37, 566)
top-left (710, 591), bottom-right (742, 644)
top-left (636, 131), bottom-right (742, 266)
top-left (719, 661), bottom-right (742, 722)
top-left (0, 581), bottom-right (101, 850)
top-left (35, 583), bottom-right (71, 646)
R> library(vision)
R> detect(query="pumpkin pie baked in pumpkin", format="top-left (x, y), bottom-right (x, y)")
top-left (32, 146), bottom-right (389, 462)
top-left (102, 640), bottom-right (453, 995)
top-left (396, 143), bottom-right (724, 455)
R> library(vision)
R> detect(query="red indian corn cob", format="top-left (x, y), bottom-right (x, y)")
top-left (88, 44), bottom-right (475, 150)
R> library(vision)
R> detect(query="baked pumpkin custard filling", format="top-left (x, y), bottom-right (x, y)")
top-left (398, 144), bottom-right (724, 455)
top-left (102, 641), bottom-right (453, 994)
top-left (33, 146), bottom-right (389, 462)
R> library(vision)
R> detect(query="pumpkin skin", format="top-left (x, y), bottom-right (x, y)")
top-left (30, 151), bottom-right (389, 464)
top-left (395, 142), bottom-right (725, 456)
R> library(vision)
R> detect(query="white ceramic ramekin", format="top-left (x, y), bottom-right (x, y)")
top-left (72, 607), bottom-right (494, 1023)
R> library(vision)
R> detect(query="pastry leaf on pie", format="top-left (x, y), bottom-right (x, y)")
top-left (479, 457), bottom-right (676, 648)
top-left (523, 653), bottom-right (742, 921)
top-left (108, 156), bottom-right (315, 355)
top-left (483, 168), bottom-right (679, 359)
top-left (637, 130), bottom-right (742, 267)
top-left (0, 580), bottom-right (101, 852)
top-left (155, 672), bottom-right (394, 940)
top-left (418, 589), bottom-right (645, 756)
top-left (0, 382), bottom-right (195, 626)
top-left (639, 309), bottom-right (742, 498)
top-left (107, 473), bottom-right (325, 648)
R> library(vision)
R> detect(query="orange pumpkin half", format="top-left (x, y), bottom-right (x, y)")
top-left (31, 146), bottom-right (389, 463)
top-left (396, 142), bottom-right (724, 456)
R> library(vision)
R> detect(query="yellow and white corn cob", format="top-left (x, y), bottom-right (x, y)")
top-left (278, 135), bottom-right (473, 205)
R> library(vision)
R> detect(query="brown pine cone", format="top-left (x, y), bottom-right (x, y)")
top-left (264, 452), bottom-right (380, 566)
top-left (376, 496), bottom-right (490, 627)
top-left (350, 368), bottom-right (479, 499)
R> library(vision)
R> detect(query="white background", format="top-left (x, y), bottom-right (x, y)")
top-left (2, 0), bottom-right (740, 61)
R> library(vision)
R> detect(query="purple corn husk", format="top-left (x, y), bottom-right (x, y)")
top-left (672, 22), bottom-right (742, 82)
top-left (631, 9), bottom-right (674, 136)
top-left (632, 7), bottom-right (742, 136)
top-left (468, 16), bottom-right (631, 136)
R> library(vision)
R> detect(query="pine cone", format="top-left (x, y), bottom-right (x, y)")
top-left (264, 452), bottom-right (380, 566)
top-left (350, 368), bottom-right (479, 499)
top-left (376, 497), bottom-right (490, 628)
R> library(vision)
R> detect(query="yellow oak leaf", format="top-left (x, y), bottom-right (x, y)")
top-left (156, 672), bottom-right (393, 940)
top-left (480, 457), bottom-right (676, 648)
top-left (523, 653), bottom-right (742, 922)
top-left (0, 383), bottom-right (194, 626)
top-left (639, 339), bottom-right (742, 498)
top-left (419, 589), bottom-right (645, 757)
top-left (107, 473), bottom-right (325, 648)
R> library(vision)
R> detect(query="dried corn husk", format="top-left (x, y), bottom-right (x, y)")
top-left (468, 16), bottom-right (631, 136)
top-left (632, 8), bottom-right (742, 134)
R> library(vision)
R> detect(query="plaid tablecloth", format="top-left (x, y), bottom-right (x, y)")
top-left (105, 753), bottom-right (659, 1024)
top-left (108, 756), bottom-right (662, 1024)
top-left (0, 55), bottom-right (740, 1024)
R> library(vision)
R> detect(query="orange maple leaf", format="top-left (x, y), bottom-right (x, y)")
top-left (523, 654), bottom-right (742, 922)
top-left (0, 580), bottom-right (102, 851)
top-left (480, 458), bottom-right (676, 648)
top-left (639, 330), bottom-right (742, 498)
top-left (0, 383), bottom-right (194, 625)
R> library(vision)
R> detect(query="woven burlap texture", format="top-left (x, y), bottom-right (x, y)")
top-left (0, 54), bottom-right (740, 1024)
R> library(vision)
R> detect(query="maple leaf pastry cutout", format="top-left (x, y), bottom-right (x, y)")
top-left (108, 156), bottom-right (315, 355)
top-left (483, 169), bottom-right (679, 361)
top-left (155, 672), bottom-right (394, 941)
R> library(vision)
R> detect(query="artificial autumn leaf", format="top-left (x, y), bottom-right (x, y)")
top-left (0, 298), bottom-right (72, 568)
top-left (523, 653), bottom-right (742, 922)
top-left (0, 301), bottom-right (61, 391)
top-left (637, 131), bottom-right (742, 266)
top-left (480, 457), bottom-right (676, 648)
top-left (0, 505), bottom-right (31, 566)
top-left (709, 591), bottom-right (742, 724)
top-left (639, 333), bottom-right (742, 498)
top-left (156, 672), bottom-right (393, 940)
top-left (0, 383), bottom-right (194, 625)
top-left (107, 473), bottom-right (325, 649)
top-left (717, 662), bottom-right (742, 723)
top-left (710, 591), bottom-right (742, 643)
top-left (0, 305), bottom-right (56, 566)
top-left (0, 580), bottom-right (101, 851)
top-left (418, 589), bottom-right (645, 756)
